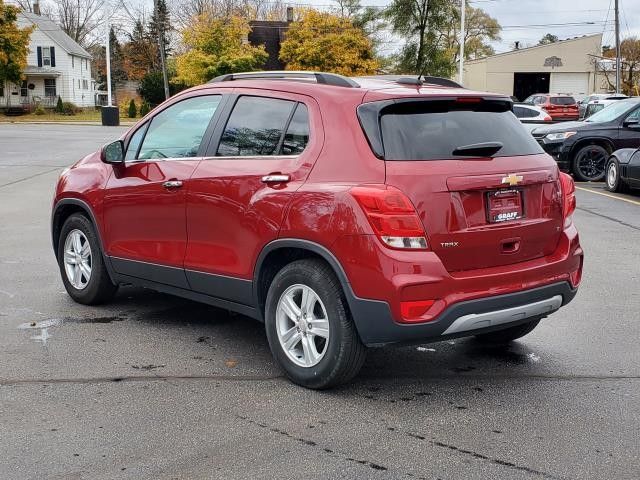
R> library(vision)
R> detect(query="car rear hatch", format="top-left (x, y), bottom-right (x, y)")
top-left (357, 96), bottom-right (564, 272)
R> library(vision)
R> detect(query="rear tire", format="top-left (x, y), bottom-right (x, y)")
top-left (605, 158), bottom-right (629, 193)
top-left (572, 144), bottom-right (608, 182)
top-left (264, 258), bottom-right (366, 389)
top-left (474, 318), bottom-right (541, 345)
top-left (57, 213), bottom-right (117, 305)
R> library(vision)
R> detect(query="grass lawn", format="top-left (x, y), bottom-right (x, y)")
top-left (0, 109), bottom-right (141, 123)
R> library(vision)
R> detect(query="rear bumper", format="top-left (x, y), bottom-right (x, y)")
top-left (333, 225), bottom-right (583, 346)
top-left (346, 281), bottom-right (576, 346)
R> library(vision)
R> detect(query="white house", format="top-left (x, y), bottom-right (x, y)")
top-left (1, 10), bottom-right (96, 110)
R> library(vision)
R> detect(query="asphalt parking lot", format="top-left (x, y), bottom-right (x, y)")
top-left (1, 124), bottom-right (639, 480)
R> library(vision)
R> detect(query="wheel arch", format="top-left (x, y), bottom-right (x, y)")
top-left (51, 198), bottom-right (104, 260)
top-left (570, 137), bottom-right (614, 159)
top-left (253, 239), bottom-right (353, 322)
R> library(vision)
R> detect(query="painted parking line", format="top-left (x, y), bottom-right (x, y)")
top-left (575, 186), bottom-right (640, 206)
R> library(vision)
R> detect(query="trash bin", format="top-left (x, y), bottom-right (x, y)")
top-left (101, 106), bottom-right (120, 126)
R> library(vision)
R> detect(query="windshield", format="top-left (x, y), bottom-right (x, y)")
top-left (586, 100), bottom-right (639, 123)
top-left (370, 101), bottom-right (543, 160)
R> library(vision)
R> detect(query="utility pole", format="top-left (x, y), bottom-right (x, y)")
top-left (154, 0), bottom-right (170, 101)
top-left (105, 19), bottom-right (112, 106)
top-left (614, 0), bottom-right (621, 93)
top-left (458, 0), bottom-right (465, 85)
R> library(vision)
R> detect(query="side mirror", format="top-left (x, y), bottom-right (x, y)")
top-left (101, 140), bottom-right (125, 164)
top-left (623, 119), bottom-right (640, 129)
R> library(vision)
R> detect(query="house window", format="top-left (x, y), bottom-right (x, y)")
top-left (42, 47), bottom-right (51, 66)
top-left (0, 83), bottom-right (4, 97)
top-left (72, 56), bottom-right (75, 68)
top-left (82, 79), bottom-right (88, 90)
top-left (20, 80), bottom-right (28, 97)
top-left (44, 79), bottom-right (56, 97)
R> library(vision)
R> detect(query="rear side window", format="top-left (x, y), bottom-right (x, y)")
top-left (550, 96), bottom-right (576, 105)
top-left (513, 105), bottom-right (538, 118)
top-left (360, 100), bottom-right (543, 161)
top-left (217, 96), bottom-right (309, 156)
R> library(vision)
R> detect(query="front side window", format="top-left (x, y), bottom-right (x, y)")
top-left (44, 79), bottom-right (56, 97)
top-left (217, 96), bottom-right (299, 156)
top-left (137, 95), bottom-right (221, 160)
top-left (625, 108), bottom-right (640, 122)
top-left (125, 123), bottom-right (149, 160)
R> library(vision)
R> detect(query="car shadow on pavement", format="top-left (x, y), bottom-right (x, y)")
top-left (80, 286), bottom-right (549, 393)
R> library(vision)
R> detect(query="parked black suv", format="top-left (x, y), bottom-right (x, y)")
top-left (531, 98), bottom-right (640, 181)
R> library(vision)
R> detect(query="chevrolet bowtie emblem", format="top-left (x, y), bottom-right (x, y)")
top-left (502, 173), bottom-right (523, 186)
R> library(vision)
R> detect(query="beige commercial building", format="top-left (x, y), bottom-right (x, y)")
top-left (463, 34), bottom-right (609, 101)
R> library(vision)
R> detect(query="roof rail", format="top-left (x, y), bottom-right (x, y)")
top-left (209, 71), bottom-right (360, 88)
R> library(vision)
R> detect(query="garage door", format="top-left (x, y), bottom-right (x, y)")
top-left (550, 72), bottom-right (589, 97)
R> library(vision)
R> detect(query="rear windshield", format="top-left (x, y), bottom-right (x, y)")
top-left (550, 96), bottom-right (576, 105)
top-left (366, 100), bottom-right (543, 160)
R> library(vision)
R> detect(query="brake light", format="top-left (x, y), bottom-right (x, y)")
top-left (559, 172), bottom-right (576, 227)
top-left (456, 97), bottom-right (482, 103)
top-left (543, 114), bottom-right (552, 122)
top-left (350, 185), bottom-right (428, 250)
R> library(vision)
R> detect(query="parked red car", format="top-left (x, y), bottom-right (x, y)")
top-left (524, 93), bottom-right (580, 121)
top-left (52, 72), bottom-right (583, 388)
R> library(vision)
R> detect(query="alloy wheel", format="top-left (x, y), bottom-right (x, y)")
top-left (63, 229), bottom-right (92, 290)
top-left (276, 284), bottom-right (330, 367)
top-left (576, 147), bottom-right (607, 181)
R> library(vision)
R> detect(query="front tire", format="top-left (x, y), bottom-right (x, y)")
top-left (57, 213), bottom-right (117, 305)
top-left (572, 144), bottom-right (608, 182)
top-left (264, 259), bottom-right (366, 389)
top-left (605, 158), bottom-right (628, 193)
top-left (474, 318), bottom-right (541, 345)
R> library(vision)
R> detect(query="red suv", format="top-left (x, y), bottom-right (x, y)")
top-left (52, 72), bottom-right (583, 388)
top-left (524, 93), bottom-right (579, 121)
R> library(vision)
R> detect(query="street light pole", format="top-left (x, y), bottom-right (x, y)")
top-left (614, 0), bottom-right (621, 93)
top-left (105, 18), bottom-right (112, 106)
top-left (458, 0), bottom-right (465, 85)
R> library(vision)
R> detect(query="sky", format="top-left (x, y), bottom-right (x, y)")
top-left (295, 0), bottom-right (640, 54)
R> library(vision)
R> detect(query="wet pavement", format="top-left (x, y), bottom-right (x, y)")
top-left (1, 124), bottom-right (639, 479)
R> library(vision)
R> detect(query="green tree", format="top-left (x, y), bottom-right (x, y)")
top-left (279, 9), bottom-right (379, 76)
top-left (55, 95), bottom-right (64, 113)
top-left (538, 33), bottom-right (559, 45)
top-left (127, 99), bottom-right (137, 118)
top-left (175, 14), bottom-right (267, 86)
top-left (0, 1), bottom-right (33, 89)
top-left (442, 2), bottom-right (501, 63)
top-left (384, 0), bottom-right (453, 76)
top-left (148, 0), bottom-right (172, 65)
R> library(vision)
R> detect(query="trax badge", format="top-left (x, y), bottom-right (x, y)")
top-left (440, 242), bottom-right (459, 248)
top-left (502, 173), bottom-right (523, 186)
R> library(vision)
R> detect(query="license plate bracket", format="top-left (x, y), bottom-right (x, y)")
top-left (486, 189), bottom-right (524, 223)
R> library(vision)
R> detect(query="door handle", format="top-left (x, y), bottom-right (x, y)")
top-left (162, 180), bottom-right (183, 188)
top-left (261, 174), bottom-right (290, 184)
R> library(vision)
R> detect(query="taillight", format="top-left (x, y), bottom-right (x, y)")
top-left (543, 114), bottom-right (552, 121)
top-left (559, 172), bottom-right (576, 227)
top-left (350, 185), bottom-right (428, 250)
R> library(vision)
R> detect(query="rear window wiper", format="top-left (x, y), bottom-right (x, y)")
top-left (452, 142), bottom-right (504, 157)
